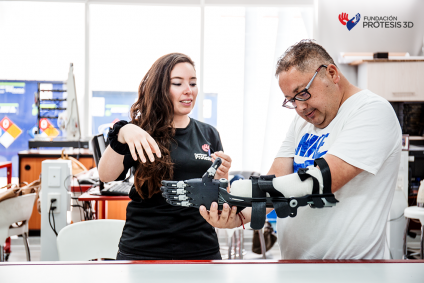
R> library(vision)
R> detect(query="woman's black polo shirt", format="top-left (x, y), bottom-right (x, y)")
top-left (116, 118), bottom-right (223, 259)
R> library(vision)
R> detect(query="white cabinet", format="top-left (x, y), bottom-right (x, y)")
top-left (357, 61), bottom-right (424, 101)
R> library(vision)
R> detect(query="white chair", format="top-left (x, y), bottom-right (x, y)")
top-left (56, 219), bottom-right (125, 261)
top-left (0, 193), bottom-right (37, 262)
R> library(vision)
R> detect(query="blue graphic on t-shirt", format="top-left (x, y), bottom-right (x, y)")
top-left (293, 133), bottom-right (329, 172)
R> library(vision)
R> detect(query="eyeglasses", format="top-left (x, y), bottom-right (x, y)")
top-left (282, 65), bottom-right (328, 109)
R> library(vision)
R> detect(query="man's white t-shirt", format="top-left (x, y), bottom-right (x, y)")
top-left (276, 89), bottom-right (402, 259)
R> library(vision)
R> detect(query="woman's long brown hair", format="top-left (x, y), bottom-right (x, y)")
top-left (130, 53), bottom-right (195, 199)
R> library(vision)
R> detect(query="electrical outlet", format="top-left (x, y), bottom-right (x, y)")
top-left (47, 192), bottom-right (61, 214)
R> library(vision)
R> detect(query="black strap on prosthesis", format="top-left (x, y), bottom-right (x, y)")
top-left (314, 157), bottom-right (332, 194)
top-left (250, 176), bottom-right (271, 230)
top-left (249, 157), bottom-right (338, 229)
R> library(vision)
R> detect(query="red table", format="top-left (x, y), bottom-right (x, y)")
top-left (78, 192), bottom-right (130, 219)
top-left (70, 185), bottom-right (92, 193)
top-left (0, 161), bottom-right (12, 185)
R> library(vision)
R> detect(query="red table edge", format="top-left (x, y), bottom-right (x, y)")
top-left (70, 185), bottom-right (93, 193)
top-left (78, 192), bottom-right (130, 201)
top-left (1, 259), bottom-right (424, 266)
top-left (0, 162), bottom-right (12, 253)
top-left (0, 161), bottom-right (12, 185)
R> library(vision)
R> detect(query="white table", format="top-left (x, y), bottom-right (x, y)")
top-left (1, 260), bottom-right (424, 283)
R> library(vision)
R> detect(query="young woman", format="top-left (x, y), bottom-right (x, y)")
top-left (98, 53), bottom-right (232, 260)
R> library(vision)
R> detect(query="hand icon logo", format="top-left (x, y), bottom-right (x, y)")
top-left (339, 12), bottom-right (361, 31)
top-left (346, 13), bottom-right (361, 31)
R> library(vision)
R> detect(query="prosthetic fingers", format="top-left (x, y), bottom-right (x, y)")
top-left (161, 157), bottom-right (339, 229)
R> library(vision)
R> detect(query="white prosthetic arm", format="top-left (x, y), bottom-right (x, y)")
top-left (227, 158), bottom-right (337, 229)
top-left (230, 166), bottom-right (324, 198)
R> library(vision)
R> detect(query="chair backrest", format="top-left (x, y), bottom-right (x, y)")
top-left (90, 134), bottom-right (107, 168)
top-left (56, 219), bottom-right (125, 261)
top-left (0, 193), bottom-right (37, 243)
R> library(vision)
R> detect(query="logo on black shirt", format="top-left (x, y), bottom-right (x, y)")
top-left (202, 144), bottom-right (210, 152)
top-left (194, 153), bottom-right (212, 161)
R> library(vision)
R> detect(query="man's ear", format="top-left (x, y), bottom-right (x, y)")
top-left (327, 64), bottom-right (340, 84)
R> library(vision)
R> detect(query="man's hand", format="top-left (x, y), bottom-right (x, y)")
top-left (199, 202), bottom-right (240, 229)
top-left (211, 151), bottom-right (232, 181)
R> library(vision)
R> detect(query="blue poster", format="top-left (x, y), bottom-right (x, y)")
top-left (0, 80), bottom-right (65, 177)
top-left (91, 91), bottom-right (138, 136)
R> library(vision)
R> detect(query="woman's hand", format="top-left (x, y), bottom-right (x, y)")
top-left (118, 124), bottom-right (162, 162)
top-left (211, 151), bottom-right (232, 181)
top-left (199, 202), bottom-right (241, 229)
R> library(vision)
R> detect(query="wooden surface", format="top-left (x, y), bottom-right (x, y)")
top-left (342, 52), bottom-right (408, 58)
top-left (1, 260), bottom-right (424, 283)
top-left (350, 59), bottom-right (424, 65)
top-left (106, 200), bottom-right (129, 220)
top-left (18, 149), bottom-right (94, 157)
top-left (19, 150), bottom-right (96, 230)
top-left (357, 61), bottom-right (424, 101)
top-left (19, 157), bottom-right (95, 182)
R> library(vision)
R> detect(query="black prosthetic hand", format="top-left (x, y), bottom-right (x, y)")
top-left (161, 158), bottom-right (244, 213)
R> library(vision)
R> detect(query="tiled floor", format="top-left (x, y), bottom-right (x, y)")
top-left (6, 236), bottom-right (41, 262)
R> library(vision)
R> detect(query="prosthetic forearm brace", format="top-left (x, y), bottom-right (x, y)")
top-left (161, 157), bottom-right (338, 229)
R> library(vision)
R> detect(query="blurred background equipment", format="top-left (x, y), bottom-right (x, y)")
top-left (32, 63), bottom-right (83, 146)
top-left (65, 64), bottom-right (81, 141)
